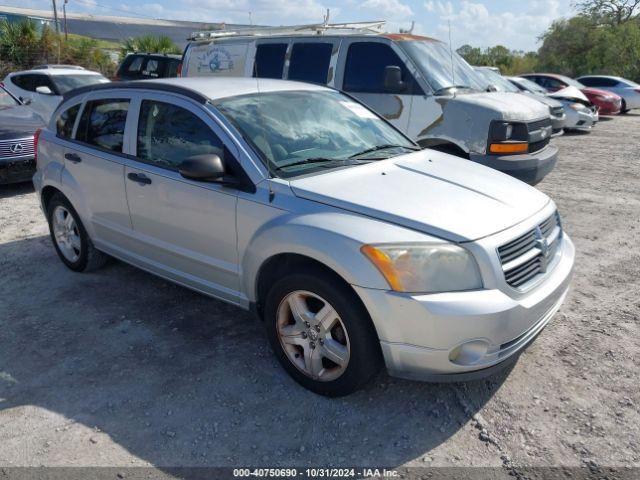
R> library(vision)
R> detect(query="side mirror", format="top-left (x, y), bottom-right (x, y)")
top-left (35, 86), bottom-right (53, 95)
top-left (19, 97), bottom-right (32, 105)
top-left (486, 84), bottom-right (499, 92)
top-left (179, 154), bottom-right (226, 182)
top-left (383, 65), bottom-right (406, 93)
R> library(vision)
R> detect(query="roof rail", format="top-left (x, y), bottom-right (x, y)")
top-left (188, 20), bottom-right (387, 41)
top-left (32, 64), bottom-right (86, 70)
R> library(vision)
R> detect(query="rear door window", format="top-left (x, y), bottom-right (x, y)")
top-left (56, 104), bottom-right (81, 138)
top-left (136, 100), bottom-right (225, 170)
top-left (343, 42), bottom-right (420, 94)
top-left (254, 43), bottom-right (288, 79)
top-left (143, 59), bottom-right (160, 78)
top-left (77, 99), bottom-right (130, 153)
top-left (10, 74), bottom-right (34, 91)
top-left (288, 43), bottom-right (333, 84)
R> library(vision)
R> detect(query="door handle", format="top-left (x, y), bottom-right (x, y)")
top-left (127, 172), bottom-right (152, 185)
top-left (65, 153), bottom-right (82, 163)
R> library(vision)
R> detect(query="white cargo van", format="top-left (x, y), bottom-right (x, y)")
top-left (181, 23), bottom-right (558, 185)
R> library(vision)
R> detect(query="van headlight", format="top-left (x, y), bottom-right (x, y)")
top-left (361, 244), bottom-right (483, 293)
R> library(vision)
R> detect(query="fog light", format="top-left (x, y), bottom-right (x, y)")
top-left (449, 340), bottom-right (490, 366)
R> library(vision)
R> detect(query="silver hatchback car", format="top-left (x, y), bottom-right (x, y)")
top-left (34, 78), bottom-right (575, 396)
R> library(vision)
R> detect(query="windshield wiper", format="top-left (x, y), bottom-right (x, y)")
top-left (275, 157), bottom-right (347, 170)
top-left (349, 144), bottom-right (419, 159)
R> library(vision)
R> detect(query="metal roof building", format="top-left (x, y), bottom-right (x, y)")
top-left (0, 6), bottom-right (250, 47)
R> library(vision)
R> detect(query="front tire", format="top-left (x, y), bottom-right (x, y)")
top-left (264, 270), bottom-right (382, 396)
top-left (47, 193), bottom-right (107, 272)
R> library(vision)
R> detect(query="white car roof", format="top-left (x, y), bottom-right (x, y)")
top-left (9, 68), bottom-right (105, 77)
top-left (140, 77), bottom-right (332, 100)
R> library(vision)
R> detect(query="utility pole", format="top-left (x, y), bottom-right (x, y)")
top-left (51, 0), bottom-right (60, 33)
top-left (63, 0), bottom-right (69, 40)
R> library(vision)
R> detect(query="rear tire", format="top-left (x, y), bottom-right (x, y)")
top-left (264, 269), bottom-right (382, 396)
top-left (47, 193), bottom-right (108, 272)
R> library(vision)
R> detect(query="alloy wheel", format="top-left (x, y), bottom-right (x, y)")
top-left (276, 290), bottom-right (351, 382)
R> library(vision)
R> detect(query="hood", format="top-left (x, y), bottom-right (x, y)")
top-left (521, 92), bottom-right (563, 108)
top-left (0, 105), bottom-right (46, 140)
top-left (549, 86), bottom-right (589, 103)
top-left (451, 91), bottom-right (550, 121)
top-left (289, 150), bottom-right (550, 242)
top-left (582, 87), bottom-right (621, 100)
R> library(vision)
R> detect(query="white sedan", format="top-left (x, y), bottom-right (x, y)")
top-left (2, 65), bottom-right (109, 121)
top-left (577, 75), bottom-right (640, 113)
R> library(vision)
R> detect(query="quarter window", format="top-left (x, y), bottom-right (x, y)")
top-left (136, 100), bottom-right (225, 170)
top-left (288, 43), bottom-right (333, 84)
top-left (56, 104), bottom-right (81, 139)
top-left (77, 99), bottom-right (129, 153)
top-left (254, 43), bottom-right (288, 79)
top-left (343, 42), bottom-right (420, 94)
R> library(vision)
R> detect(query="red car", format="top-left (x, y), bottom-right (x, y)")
top-left (521, 73), bottom-right (623, 115)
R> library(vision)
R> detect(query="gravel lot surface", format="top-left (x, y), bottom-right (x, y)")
top-left (0, 115), bottom-right (639, 477)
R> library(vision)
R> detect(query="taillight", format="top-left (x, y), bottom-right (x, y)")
top-left (34, 129), bottom-right (41, 165)
top-left (177, 62), bottom-right (183, 77)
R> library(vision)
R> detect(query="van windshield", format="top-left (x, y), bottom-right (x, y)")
top-left (400, 40), bottom-right (485, 93)
top-left (214, 90), bottom-right (416, 178)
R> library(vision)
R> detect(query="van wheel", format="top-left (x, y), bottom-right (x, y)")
top-left (264, 270), bottom-right (382, 397)
top-left (47, 193), bottom-right (107, 272)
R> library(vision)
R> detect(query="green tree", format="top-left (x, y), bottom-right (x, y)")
top-left (0, 18), bottom-right (38, 64)
top-left (573, 0), bottom-right (640, 25)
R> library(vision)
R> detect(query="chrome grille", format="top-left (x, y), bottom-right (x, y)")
top-left (0, 137), bottom-right (35, 159)
top-left (527, 118), bottom-right (552, 132)
top-left (498, 212), bottom-right (563, 289)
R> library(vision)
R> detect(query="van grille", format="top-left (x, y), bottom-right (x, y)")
top-left (0, 137), bottom-right (35, 159)
top-left (526, 118), bottom-right (552, 153)
top-left (498, 212), bottom-right (562, 289)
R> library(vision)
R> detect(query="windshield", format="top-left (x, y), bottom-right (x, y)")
top-left (400, 40), bottom-right (485, 92)
top-left (0, 87), bottom-right (19, 108)
top-left (513, 77), bottom-right (548, 94)
top-left (475, 68), bottom-right (520, 93)
top-left (53, 74), bottom-right (109, 94)
top-left (215, 90), bottom-right (416, 178)
top-left (557, 75), bottom-right (586, 89)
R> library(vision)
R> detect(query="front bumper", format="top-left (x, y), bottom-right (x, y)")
top-left (469, 144), bottom-right (558, 185)
top-left (354, 234), bottom-right (575, 382)
top-left (565, 109), bottom-right (598, 131)
top-left (0, 155), bottom-right (36, 185)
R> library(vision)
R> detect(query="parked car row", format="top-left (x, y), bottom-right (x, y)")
top-left (2, 22), bottom-right (635, 396)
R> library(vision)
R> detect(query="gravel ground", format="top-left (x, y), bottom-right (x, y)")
top-left (0, 114), bottom-right (639, 477)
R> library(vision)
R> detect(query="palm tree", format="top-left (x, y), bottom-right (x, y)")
top-left (0, 19), bottom-right (38, 65)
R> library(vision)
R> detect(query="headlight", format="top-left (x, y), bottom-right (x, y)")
top-left (569, 103), bottom-right (587, 111)
top-left (361, 244), bottom-right (483, 293)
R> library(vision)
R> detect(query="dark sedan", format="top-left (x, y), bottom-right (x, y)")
top-left (0, 85), bottom-right (46, 184)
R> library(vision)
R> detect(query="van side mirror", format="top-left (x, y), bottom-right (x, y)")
top-left (383, 66), bottom-right (406, 93)
top-left (35, 86), bottom-right (53, 95)
top-left (179, 154), bottom-right (226, 181)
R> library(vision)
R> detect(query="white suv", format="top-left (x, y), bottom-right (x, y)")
top-left (34, 78), bottom-right (575, 396)
top-left (3, 66), bottom-right (109, 121)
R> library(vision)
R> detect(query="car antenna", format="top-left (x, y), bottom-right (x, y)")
top-left (253, 51), bottom-right (276, 202)
top-left (448, 20), bottom-right (456, 98)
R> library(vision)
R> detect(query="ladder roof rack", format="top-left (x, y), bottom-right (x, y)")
top-left (188, 20), bottom-right (387, 41)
